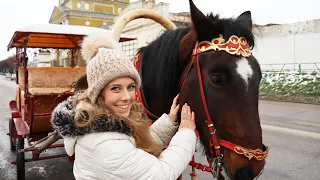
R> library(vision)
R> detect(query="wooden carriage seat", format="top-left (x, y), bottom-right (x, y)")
top-left (16, 67), bottom-right (86, 108)
top-left (28, 67), bottom-right (86, 95)
top-left (15, 67), bottom-right (86, 133)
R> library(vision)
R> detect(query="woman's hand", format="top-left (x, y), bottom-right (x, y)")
top-left (179, 103), bottom-right (196, 132)
top-left (168, 94), bottom-right (180, 122)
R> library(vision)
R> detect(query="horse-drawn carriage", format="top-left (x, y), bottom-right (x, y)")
top-left (6, 24), bottom-right (134, 180)
top-left (7, 0), bottom-right (270, 179)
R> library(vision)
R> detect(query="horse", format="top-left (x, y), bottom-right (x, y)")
top-left (76, 0), bottom-right (269, 179)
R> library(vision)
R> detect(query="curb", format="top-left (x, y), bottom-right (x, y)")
top-left (261, 124), bottom-right (320, 140)
top-left (259, 97), bottom-right (320, 105)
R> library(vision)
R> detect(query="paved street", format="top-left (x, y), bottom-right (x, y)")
top-left (0, 75), bottom-right (319, 180)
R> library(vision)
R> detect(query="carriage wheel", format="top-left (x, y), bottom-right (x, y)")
top-left (16, 137), bottom-right (25, 180)
top-left (9, 118), bottom-right (16, 151)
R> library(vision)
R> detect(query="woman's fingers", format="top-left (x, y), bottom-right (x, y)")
top-left (187, 105), bottom-right (191, 119)
top-left (191, 112), bottom-right (196, 131)
top-left (173, 104), bottom-right (179, 116)
top-left (181, 103), bottom-right (186, 117)
top-left (179, 103), bottom-right (196, 131)
top-left (172, 94), bottom-right (179, 107)
top-left (181, 103), bottom-right (191, 120)
top-left (170, 94), bottom-right (179, 111)
top-left (191, 112), bottom-right (195, 122)
top-left (169, 94), bottom-right (181, 121)
top-left (173, 94), bottom-right (179, 103)
top-left (182, 104), bottom-right (191, 120)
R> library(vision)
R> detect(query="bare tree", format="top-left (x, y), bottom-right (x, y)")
top-left (0, 55), bottom-right (16, 73)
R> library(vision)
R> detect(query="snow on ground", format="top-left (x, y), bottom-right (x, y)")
top-left (260, 71), bottom-right (320, 97)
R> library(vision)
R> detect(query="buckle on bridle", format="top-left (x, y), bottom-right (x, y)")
top-left (211, 155), bottom-right (223, 178)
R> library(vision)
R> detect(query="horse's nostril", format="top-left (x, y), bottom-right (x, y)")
top-left (234, 167), bottom-right (254, 180)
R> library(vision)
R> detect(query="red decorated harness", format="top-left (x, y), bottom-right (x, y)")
top-left (134, 34), bottom-right (269, 178)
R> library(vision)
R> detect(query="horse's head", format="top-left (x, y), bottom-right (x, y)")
top-left (177, 1), bottom-right (269, 179)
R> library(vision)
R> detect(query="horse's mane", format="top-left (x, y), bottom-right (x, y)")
top-left (138, 28), bottom-right (190, 114)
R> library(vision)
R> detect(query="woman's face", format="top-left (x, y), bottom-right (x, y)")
top-left (103, 77), bottom-right (137, 117)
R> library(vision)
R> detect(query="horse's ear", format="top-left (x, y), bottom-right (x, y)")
top-left (189, 0), bottom-right (213, 38)
top-left (236, 11), bottom-right (252, 30)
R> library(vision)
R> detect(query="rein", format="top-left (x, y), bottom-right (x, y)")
top-left (134, 34), bottom-right (269, 178)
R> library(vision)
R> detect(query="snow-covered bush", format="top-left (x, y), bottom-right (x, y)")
top-left (260, 71), bottom-right (320, 97)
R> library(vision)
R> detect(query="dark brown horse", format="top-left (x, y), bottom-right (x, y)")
top-left (133, 1), bottom-right (268, 179)
top-left (76, 0), bottom-right (269, 179)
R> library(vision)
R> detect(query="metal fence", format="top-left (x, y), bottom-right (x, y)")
top-left (260, 62), bottom-right (320, 73)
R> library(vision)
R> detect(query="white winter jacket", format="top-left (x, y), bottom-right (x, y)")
top-left (51, 96), bottom-right (197, 180)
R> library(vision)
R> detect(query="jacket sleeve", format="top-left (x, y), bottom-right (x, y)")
top-left (149, 113), bottom-right (179, 149)
top-left (63, 137), bottom-right (77, 156)
top-left (92, 129), bottom-right (197, 180)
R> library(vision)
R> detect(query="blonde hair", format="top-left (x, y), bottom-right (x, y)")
top-left (74, 92), bottom-right (162, 157)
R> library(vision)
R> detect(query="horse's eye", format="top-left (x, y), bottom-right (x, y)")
top-left (209, 74), bottom-right (223, 87)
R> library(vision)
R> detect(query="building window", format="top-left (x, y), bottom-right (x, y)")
top-left (77, 2), bottom-right (81, 8)
top-left (85, 3), bottom-right (90, 10)
top-left (121, 39), bottom-right (138, 58)
top-left (93, 4), bottom-right (114, 14)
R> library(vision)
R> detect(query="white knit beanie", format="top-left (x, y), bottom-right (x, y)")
top-left (81, 34), bottom-right (141, 103)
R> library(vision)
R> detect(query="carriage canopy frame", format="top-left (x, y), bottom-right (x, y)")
top-left (7, 23), bottom-right (135, 50)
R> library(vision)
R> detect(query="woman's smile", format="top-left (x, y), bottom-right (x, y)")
top-left (116, 104), bottom-right (129, 109)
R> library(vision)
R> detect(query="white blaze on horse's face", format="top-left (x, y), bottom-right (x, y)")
top-left (236, 57), bottom-right (253, 88)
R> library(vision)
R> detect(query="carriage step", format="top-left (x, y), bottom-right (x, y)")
top-left (13, 118), bottom-right (30, 136)
top-left (9, 101), bottom-right (21, 118)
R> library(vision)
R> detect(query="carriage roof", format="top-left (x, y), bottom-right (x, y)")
top-left (7, 24), bottom-right (135, 50)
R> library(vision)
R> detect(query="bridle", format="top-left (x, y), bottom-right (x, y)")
top-left (134, 34), bottom-right (269, 178)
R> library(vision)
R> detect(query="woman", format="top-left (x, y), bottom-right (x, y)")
top-left (51, 34), bottom-right (196, 180)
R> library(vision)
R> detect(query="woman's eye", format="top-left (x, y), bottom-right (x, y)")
top-left (209, 74), bottom-right (223, 87)
top-left (128, 85), bottom-right (136, 90)
top-left (111, 87), bottom-right (120, 91)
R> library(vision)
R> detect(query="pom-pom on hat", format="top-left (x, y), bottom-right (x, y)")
top-left (81, 34), bottom-right (141, 103)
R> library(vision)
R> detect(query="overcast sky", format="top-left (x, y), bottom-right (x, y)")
top-left (0, 0), bottom-right (319, 60)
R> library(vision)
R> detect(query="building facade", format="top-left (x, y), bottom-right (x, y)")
top-left (47, 0), bottom-right (190, 65)
top-left (48, 0), bottom-right (130, 67)
top-left (49, 0), bottom-right (129, 28)
top-left (252, 20), bottom-right (320, 72)
top-left (113, 0), bottom-right (190, 58)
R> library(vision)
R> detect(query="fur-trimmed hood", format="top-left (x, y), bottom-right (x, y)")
top-left (51, 94), bottom-right (132, 138)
